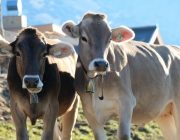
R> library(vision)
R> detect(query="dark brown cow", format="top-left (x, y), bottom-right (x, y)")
top-left (0, 27), bottom-right (79, 140)
top-left (62, 12), bottom-right (180, 140)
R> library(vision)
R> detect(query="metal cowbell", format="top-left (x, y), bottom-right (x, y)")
top-left (86, 78), bottom-right (95, 93)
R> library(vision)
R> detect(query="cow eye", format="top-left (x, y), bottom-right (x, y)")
top-left (81, 36), bottom-right (87, 42)
top-left (15, 51), bottom-right (20, 57)
top-left (42, 53), bottom-right (47, 58)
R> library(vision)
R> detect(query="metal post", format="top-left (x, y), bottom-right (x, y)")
top-left (0, 0), bottom-right (4, 37)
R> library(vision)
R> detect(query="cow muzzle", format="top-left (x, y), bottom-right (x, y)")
top-left (89, 58), bottom-right (110, 73)
top-left (22, 75), bottom-right (43, 93)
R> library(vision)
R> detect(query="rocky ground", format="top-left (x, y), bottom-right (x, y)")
top-left (0, 74), bottom-right (12, 123)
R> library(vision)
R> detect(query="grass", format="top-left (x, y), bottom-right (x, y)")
top-left (0, 102), bottom-right (163, 140)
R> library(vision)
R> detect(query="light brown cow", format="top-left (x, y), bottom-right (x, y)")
top-left (0, 27), bottom-right (79, 140)
top-left (62, 12), bottom-right (180, 140)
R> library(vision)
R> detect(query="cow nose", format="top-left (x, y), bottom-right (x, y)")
top-left (94, 61), bottom-right (108, 71)
top-left (24, 77), bottom-right (39, 88)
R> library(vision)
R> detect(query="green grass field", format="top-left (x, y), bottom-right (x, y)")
top-left (0, 102), bottom-right (164, 140)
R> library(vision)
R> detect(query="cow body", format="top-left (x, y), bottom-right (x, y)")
top-left (0, 28), bottom-right (79, 140)
top-left (62, 12), bottom-right (180, 140)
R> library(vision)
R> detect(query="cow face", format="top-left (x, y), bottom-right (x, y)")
top-left (62, 12), bottom-right (134, 78)
top-left (0, 27), bottom-right (74, 93)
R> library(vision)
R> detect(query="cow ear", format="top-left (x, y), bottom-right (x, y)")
top-left (0, 35), bottom-right (12, 56)
top-left (62, 20), bottom-right (79, 38)
top-left (111, 26), bottom-right (135, 44)
top-left (49, 42), bottom-right (75, 58)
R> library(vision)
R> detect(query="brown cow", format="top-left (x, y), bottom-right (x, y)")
top-left (62, 12), bottom-right (180, 140)
top-left (0, 27), bottom-right (79, 140)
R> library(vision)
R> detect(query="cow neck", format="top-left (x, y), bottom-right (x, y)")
top-left (78, 56), bottom-right (104, 100)
top-left (78, 56), bottom-right (88, 75)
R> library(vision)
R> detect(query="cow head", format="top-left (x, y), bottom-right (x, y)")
top-left (0, 27), bottom-right (74, 93)
top-left (62, 12), bottom-right (135, 78)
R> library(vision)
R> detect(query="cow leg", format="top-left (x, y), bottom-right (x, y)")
top-left (155, 114), bottom-right (176, 140)
top-left (54, 120), bottom-right (61, 140)
top-left (82, 104), bottom-right (106, 140)
top-left (172, 99), bottom-right (180, 139)
top-left (59, 95), bottom-right (79, 140)
top-left (10, 101), bottom-right (28, 140)
top-left (117, 100), bottom-right (133, 140)
top-left (42, 102), bottom-right (59, 140)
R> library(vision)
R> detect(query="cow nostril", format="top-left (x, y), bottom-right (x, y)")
top-left (105, 62), bottom-right (108, 69)
top-left (94, 61), bottom-right (99, 68)
top-left (34, 78), bottom-right (39, 85)
top-left (24, 79), bottom-right (29, 85)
